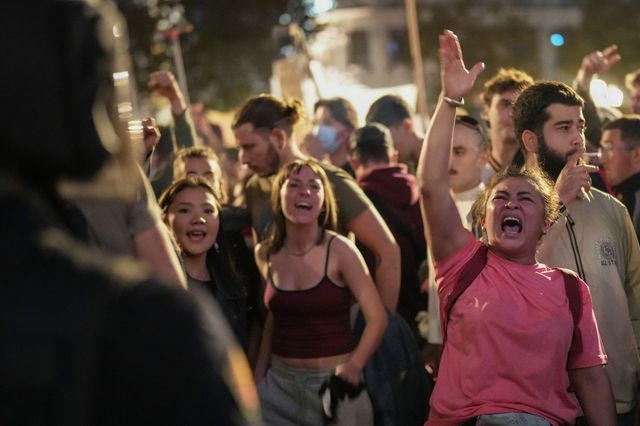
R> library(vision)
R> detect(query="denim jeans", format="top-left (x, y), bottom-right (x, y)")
top-left (476, 413), bottom-right (550, 425)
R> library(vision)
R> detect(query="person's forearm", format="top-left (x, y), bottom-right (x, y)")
top-left (348, 209), bottom-right (401, 313)
top-left (169, 94), bottom-right (187, 116)
top-left (417, 97), bottom-right (456, 194)
top-left (171, 109), bottom-right (198, 149)
top-left (570, 366), bottom-right (616, 425)
top-left (573, 84), bottom-right (602, 146)
top-left (349, 313), bottom-right (387, 371)
top-left (134, 224), bottom-right (187, 288)
top-left (574, 68), bottom-right (594, 93)
top-left (253, 314), bottom-right (273, 382)
top-left (373, 241), bottom-right (401, 313)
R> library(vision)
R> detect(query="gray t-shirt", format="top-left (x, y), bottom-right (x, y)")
top-left (75, 166), bottom-right (161, 256)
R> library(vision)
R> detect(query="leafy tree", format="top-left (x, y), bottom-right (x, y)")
top-left (117, 0), bottom-right (292, 110)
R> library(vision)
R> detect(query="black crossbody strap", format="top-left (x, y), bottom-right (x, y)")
top-left (441, 244), bottom-right (488, 343)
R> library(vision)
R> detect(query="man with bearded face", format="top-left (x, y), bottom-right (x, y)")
top-left (514, 82), bottom-right (640, 425)
top-left (536, 131), bottom-right (573, 181)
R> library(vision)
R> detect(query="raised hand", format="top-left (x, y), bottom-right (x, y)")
top-left (141, 117), bottom-right (160, 157)
top-left (582, 45), bottom-right (620, 76)
top-left (148, 71), bottom-right (187, 115)
top-left (555, 147), bottom-right (599, 206)
top-left (438, 30), bottom-right (484, 101)
top-left (576, 45), bottom-right (621, 90)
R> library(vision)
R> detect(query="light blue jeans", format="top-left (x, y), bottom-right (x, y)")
top-left (476, 413), bottom-right (550, 425)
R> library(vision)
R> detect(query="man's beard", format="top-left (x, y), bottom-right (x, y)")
top-left (537, 134), bottom-right (572, 181)
top-left (263, 141), bottom-right (281, 177)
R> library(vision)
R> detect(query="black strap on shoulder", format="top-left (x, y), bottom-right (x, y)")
top-left (559, 268), bottom-right (583, 354)
top-left (441, 244), bottom-right (488, 343)
top-left (324, 235), bottom-right (336, 275)
top-left (440, 245), bottom-right (584, 355)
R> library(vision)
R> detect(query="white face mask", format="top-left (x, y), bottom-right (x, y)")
top-left (314, 124), bottom-right (341, 153)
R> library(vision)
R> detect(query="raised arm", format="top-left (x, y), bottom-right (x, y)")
top-left (574, 45), bottom-right (621, 146)
top-left (149, 70), bottom-right (189, 117)
top-left (148, 70), bottom-right (198, 149)
top-left (417, 30), bottom-right (484, 262)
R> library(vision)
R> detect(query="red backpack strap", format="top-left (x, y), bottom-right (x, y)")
top-left (559, 268), bottom-right (583, 354)
top-left (441, 244), bottom-right (488, 343)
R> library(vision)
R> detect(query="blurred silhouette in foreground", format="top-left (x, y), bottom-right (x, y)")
top-left (0, 1), bottom-right (259, 425)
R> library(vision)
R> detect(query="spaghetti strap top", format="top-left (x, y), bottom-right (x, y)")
top-left (264, 235), bottom-right (355, 358)
top-left (266, 235), bottom-right (335, 288)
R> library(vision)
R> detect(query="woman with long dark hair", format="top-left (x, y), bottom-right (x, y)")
top-left (254, 159), bottom-right (386, 425)
top-left (159, 176), bottom-right (248, 347)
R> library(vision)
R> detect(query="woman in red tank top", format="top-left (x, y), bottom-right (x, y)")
top-left (254, 159), bottom-right (387, 425)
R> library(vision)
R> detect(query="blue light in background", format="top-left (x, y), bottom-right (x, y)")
top-left (550, 33), bottom-right (565, 47)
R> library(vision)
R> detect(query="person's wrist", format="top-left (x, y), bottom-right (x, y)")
top-left (346, 356), bottom-right (365, 372)
top-left (559, 195), bottom-right (577, 211)
top-left (574, 69), bottom-right (592, 92)
top-left (442, 95), bottom-right (464, 108)
top-left (170, 96), bottom-right (187, 116)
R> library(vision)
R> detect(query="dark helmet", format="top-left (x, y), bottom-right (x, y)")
top-left (0, 0), bottom-right (135, 182)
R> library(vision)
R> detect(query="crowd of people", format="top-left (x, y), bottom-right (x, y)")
top-left (4, 1), bottom-right (640, 425)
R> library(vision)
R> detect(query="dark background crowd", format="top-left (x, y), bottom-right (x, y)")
top-left (2, 1), bottom-right (640, 425)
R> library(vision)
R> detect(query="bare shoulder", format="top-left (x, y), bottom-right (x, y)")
top-left (327, 231), bottom-right (357, 254)
top-left (326, 232), bottom-right (367, 271)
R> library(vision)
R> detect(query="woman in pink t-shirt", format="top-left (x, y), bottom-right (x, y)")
top-left (417, 30), bottom-right (616, 425)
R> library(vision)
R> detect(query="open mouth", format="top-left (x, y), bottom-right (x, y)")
top-left (295, 202), bottom-right (312, 210)
top-left (187, 230), bottom-right (206, 240)
top-left (501, 216), bottom-right (522, 233)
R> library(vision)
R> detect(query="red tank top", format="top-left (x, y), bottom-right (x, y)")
top-left (264, 236), bottom-right (355, 358)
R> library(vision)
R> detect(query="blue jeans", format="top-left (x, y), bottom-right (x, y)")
top-left (475, 413), bottom-right (550, 425)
